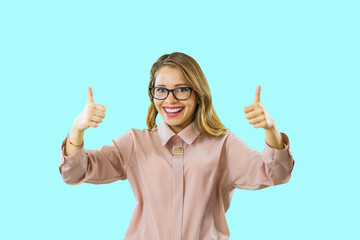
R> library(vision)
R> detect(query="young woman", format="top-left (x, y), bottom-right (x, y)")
top-left (59, 52), bottom-right (295, 240)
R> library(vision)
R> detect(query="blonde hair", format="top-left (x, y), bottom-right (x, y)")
top-left (146, 52), bottom-right (229, 137)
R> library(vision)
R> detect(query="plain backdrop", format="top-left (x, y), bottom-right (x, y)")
top-left (1, 0), bottom-right (359, 239)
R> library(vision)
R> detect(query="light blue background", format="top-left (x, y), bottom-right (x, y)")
top-left (1, 0), bottom-right (359, 239)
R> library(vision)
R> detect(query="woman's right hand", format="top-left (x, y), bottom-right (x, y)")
top-left (72, 87), bottom-right (107, 131)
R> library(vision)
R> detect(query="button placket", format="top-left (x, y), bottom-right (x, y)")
top-left (171, 138), bottom-right (184, 240)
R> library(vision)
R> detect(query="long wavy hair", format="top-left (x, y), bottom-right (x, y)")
top-left (146, 52), bottom-right (229, 137)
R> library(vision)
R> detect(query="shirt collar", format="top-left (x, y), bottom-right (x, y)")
top-left (157, 119), bottom-right (201, 146)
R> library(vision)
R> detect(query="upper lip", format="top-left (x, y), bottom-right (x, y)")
top-left (163, 106), bottom-right (184, 109)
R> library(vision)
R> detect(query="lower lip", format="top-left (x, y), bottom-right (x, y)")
top-left (164, 108), bottom-right (184, 117)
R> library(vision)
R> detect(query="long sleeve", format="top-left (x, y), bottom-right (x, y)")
top-left (225, 132), bottom-right (295, 190)
top-left (59, 129), bottom-right (134, 186)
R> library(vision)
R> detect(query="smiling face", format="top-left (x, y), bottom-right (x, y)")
top-left (153, 66), bottom-right (197, 134)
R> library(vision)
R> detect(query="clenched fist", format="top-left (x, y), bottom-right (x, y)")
top-left (72, 87), bottom-right (107, 131)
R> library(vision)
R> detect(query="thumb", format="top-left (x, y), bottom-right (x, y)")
top-left (253, 85), bottom-right (261, 103)
top-left (88, 87), bottom-right (94, 103)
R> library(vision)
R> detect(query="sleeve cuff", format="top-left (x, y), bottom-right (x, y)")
top-left (265, 132), bottom-right (289, 149)
top-left (59, 136), bottom-right (86, 166)
top-left (262, 132), bottom-right (292, 163)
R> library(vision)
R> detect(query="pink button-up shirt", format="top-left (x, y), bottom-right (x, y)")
top-left (59, 120), bottom-right (295, 240)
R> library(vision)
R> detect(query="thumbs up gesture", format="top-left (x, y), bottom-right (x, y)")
top-left (243, 86), bottom-right (275, 130)
top-left (72, 87), bottom-right (107, 131)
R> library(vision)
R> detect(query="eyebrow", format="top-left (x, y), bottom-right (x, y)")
top-left (155, 84), bottom-right (189, 87)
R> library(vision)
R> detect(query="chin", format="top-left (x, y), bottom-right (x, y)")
top-left (164, 118), bottom-right (183, 125)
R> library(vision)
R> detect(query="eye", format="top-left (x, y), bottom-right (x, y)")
top-left (156, 87), bottom-right (166, 93)
top-left (176, 87), bottom-right (189, 92)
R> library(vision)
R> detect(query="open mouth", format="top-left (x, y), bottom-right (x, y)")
top-left (163, 107), bottom-right (184, 117)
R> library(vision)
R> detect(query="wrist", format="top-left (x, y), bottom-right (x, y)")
top-left (68, 128), bottom-right (84, 147)
top-left (264, 125), bottom-right (284, 149)
top-left (67, 133), bottom-right (84, 148)
top-left (71, 126), bottom-right (85, 134)
top-left (264, 124), bottom-right (278, 134)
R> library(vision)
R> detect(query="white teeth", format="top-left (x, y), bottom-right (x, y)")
top-left (164, 107), bottom-right (183, 113)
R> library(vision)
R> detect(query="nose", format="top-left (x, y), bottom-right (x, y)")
top-left (164, 90), bottom-right (178, 104)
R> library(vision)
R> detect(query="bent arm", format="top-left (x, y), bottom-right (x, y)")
top-left (59, 130), bottom-right (134, 185)
top-left (226, 132), bottom-right (295, 190)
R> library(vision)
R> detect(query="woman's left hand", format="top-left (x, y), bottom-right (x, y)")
top-left (243, 86), bottom-right (275, 130)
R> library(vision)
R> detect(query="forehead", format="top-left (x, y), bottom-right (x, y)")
top-left (155, 66), bottom-right (188, 87)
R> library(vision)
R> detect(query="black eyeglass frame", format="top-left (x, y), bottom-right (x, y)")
top-left (149, 87), bottom-right (194, 101)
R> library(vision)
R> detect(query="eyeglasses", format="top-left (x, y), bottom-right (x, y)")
top-left (149, 87), bottom-right (193, 100)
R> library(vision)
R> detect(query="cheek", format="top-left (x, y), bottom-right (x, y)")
top-left (154, 101), bottom-right (162, 112)
top-left (186, 102), bottom-right (197, 114)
